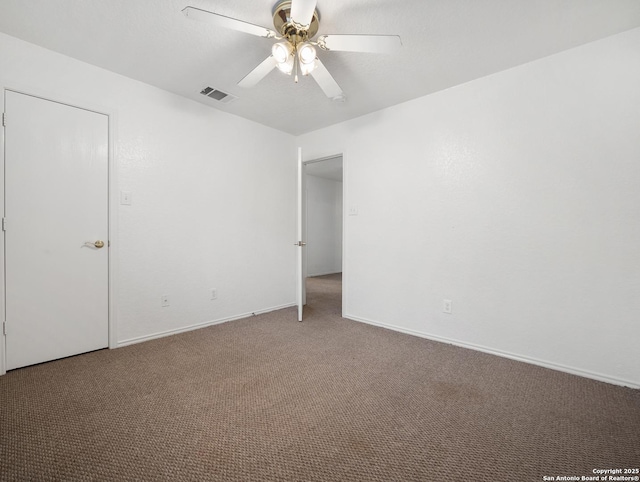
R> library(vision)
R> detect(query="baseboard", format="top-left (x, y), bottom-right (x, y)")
top-left (308, 270), bottom-right (342, 277)
top-left (118, 302), bottom-right (296, 348)
top-left (344, 313), bottom-right (640, 389)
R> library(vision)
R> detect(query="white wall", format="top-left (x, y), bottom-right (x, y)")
top-left (298, 27), bottom-right (640, 387)
top-left (0, 32), bottom-right (297, 357)
top-left (306, 174), bottom-right (343, 276)
top-left (2, 27), bottom-right (638, 387)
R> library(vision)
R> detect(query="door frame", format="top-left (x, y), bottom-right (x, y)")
top-left (0, 86), bottom-right (119, 376)
top-left (301, 152), bottom-right (347, 318)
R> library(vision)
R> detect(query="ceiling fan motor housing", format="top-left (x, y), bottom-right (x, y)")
top-left (272, 0), bottom-right (320, 44)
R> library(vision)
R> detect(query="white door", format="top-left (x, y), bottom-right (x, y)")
top-left (295, 147), bottom-right (307, 321)
top-left (4, 90), bottom-right (109, 370)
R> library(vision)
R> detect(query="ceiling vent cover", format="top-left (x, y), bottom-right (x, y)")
top-left (200, 86), bottom-right (237, 104)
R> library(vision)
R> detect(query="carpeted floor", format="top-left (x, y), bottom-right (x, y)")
top-left (1, 273), bottom-right (638, 481)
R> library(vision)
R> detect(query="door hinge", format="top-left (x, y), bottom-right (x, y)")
top-left (2, 322), bottom-right (6, 336)
top-left (2, 112), bottom-right (5, 127)
top-left (1, 218), bottom-right (6, 232)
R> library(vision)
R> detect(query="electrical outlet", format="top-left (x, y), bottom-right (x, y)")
top-left (161, 295), bottom-right (170, 307)
top-left (443, 299), bottom-right (452, 314)
top-left (211, 288), bottom-right (217, 300)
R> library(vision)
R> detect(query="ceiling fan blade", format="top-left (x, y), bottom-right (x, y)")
top-left (182, 6), bottom-right (277, 38)
top-left (290, 0), bottom-right (317, 28)
top-left (310, 58), bottom-right (344, 100)
top-left (238, 56), bottom-right (278, 88)
top-left (317, 34), bottom-right (402, 53)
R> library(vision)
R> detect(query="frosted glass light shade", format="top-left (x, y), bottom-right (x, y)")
top-left (272, 42), bottom-right (292, 63)
top-left (298, 43), bottom-right (316, 64)
top-left (272, 41), bottom-right (294, 74)
top-left (298, 42), bottom-right (317, 75)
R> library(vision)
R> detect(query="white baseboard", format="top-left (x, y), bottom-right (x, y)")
top-left (308, 270), bottom-right (342, 277)
top-left (117, 302), bottom-right (296, 348)
top-left (344, 313), bottom-right (640, 389)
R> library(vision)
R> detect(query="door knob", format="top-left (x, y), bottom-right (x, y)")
top-left (83, 240), bottom-right (105, 249)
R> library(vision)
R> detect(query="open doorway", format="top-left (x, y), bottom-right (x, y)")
top-left (303, 155), bottom-right (343, 318)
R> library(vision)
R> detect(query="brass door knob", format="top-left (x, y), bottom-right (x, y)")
top-left (94, 240), bottom-right (105, 249)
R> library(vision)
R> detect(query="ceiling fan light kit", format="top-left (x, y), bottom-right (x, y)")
top-left (272, 41), bottom-right (294, 74)
top-left (182, 0), bottom-right (401, 100)
top-left (271, 40), bottom-right (317, 80)
top-left (298, 43), bottom-right (317, 66)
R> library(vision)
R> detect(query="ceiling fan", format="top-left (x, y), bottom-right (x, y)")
top-left (183, 0), bottom-right (402, 101)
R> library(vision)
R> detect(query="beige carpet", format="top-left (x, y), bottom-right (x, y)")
top-left (1, 273), bottom-right (638, 481)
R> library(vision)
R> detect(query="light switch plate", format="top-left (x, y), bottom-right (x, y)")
top-left (120, 191), bottom-right (132, 205)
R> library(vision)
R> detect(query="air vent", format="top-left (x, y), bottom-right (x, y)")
top-left (200, 86), bottom-right (237, 104)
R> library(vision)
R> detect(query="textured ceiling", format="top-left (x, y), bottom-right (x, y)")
top-left (0, 0), bottom-right (639, 135)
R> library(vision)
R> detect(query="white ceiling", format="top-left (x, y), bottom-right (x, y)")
top-left (0, 0), bottom-right (639, 135)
